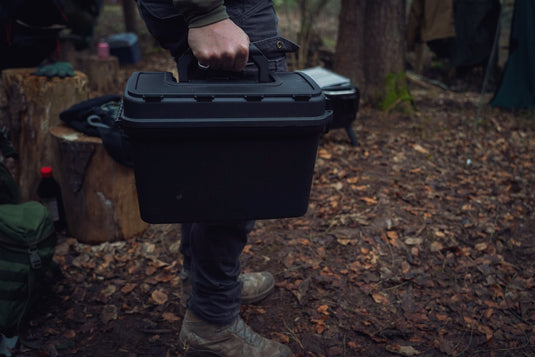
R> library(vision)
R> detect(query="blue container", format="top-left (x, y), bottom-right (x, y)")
top-left (106, 33), bottom-right (141, 65)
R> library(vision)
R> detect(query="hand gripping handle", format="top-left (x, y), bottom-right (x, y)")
top-left (178, 43), bottom-right (270, 83)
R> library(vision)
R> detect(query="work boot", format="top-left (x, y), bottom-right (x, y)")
top-left (179, 309), bottom-right (292, 357)
top-left (239, 272), bottom-right (275, 304)
top-left (181, 271), bottom-right (275, 307)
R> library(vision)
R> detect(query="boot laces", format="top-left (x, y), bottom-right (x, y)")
top-left (229, 318), bottom-right (263, 346)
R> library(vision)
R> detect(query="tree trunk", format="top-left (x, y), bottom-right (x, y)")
top-left (295, 0), bottom-right (330, 69)
top-left (122, 0), bottom-right (138, 34)
top-left (334, 0), bottom-right (406, 105)
top-left (0, 68), bottom-right (89, 201)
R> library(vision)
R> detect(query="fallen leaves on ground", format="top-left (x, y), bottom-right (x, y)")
top-left (13, 63), bottom-right (535, 357)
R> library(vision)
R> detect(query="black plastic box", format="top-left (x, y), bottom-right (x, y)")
top-left (118, 63), bottom-right (332, 223)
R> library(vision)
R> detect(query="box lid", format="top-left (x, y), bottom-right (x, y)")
top-left (298, 66), bottom-right (352, 90)
top-left (119, 71), bottom-right (332, 129)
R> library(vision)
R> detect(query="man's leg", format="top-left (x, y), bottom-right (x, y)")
top-left (137, 0), bottom-right (277, 307)
top-left (136, 1), bottom-right (294, 355)
top-left (180, 222), bottom-right (275, 305)
top-left (187, 222), bottom-right (250, 325)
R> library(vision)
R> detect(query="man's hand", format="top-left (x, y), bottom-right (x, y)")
top-left (188, 19), bottom-right (250, 72)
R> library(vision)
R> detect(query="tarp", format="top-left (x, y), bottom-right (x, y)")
top-left (451, 0), bottom-right (500, 68)
top-left (491, 0), bottom-right (535, 109)
top-left (407, 0), bottom-right (500, 68)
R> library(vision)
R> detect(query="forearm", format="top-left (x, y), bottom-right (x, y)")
top-left (172, 0), bottom-right (229, 28)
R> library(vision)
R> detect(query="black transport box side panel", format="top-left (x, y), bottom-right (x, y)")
top-left (118, 70), bottom-right (332, 223)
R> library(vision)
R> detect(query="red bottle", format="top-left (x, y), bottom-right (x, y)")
top-left (37, 166), bottom-right (66, 233)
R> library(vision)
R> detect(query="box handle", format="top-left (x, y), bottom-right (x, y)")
top-left (178, 44), bottom-right (270, 83)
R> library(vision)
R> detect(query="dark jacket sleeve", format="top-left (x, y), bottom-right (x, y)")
top-left (172, 0), bottom-right (229, 28)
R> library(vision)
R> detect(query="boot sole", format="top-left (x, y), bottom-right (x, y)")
top-left (180, 341), bottom-right (223, 357)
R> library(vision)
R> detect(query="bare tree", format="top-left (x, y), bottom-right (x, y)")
top-left (334, 0), bottom-right (406, 105)
top-left (294, 0), bottom-right (330, 69)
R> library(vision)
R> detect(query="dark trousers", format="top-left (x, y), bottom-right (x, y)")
top-left (180, 221), bottom-right (253, 325)
top-left (137, 0), bottom-right (296, 325)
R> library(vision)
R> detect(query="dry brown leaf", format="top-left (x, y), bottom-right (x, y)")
top-left (162, 312), bottom-right (180, 323)
top-left (145, 266), bottom-right (158, 276)
top-left (100, 285), bottom-right (116, 299)
top-left (311, 318), bottom-right (327, 334)
top-left (121, 283), bottom-right (137, 294)
top-left (297, 238), bottom-right (313, 246)
top-left (411, 143), bottom-right (429, 154)
top-left (475, 242), bottom-right (488, 251)
top-left (151, 289), bottom-right (169, 305)
top-left (127, 263), bottom-right (138, 275)
top-left (386, 344), bottom-right (422, 356)
top-left (347, 177), bottom-right (358, 184)
top-left (371, 293), bottom-right (389, 305)
top-left (63, 330), bottom-right (76, 339)
top-left (401, 261), bottom-right (411, 275)
top-left (405, 237), bottom-right (423, 245)
top-left (435, 314), bottom-right (448, 321)
top-left (348, 341), bottom-right (359, 349)
top-left (386, 231), bottom-right (398, 240)
top-left (477, 324), bottom-right (494, 341)
top-left (317, 305), bottom-right (329, 316)
top-left (271, 332), bottom-right (290, 344)
top-left (461, 204), bottom-right (474, 211)
top-left (433, 231), bottom-right (446, 238)
top-left (154, 273), bottom-right (173, 283)
top-left (318, 149), bottom-right (332, 159)
top-left (360, 197), bottom-right (378, 205)
top-left (430, 241), bottom-right (443, 252)
top-left (101, 305), bottom-right (118, 324)
top-left (336, 237), bottom-right (355, 246)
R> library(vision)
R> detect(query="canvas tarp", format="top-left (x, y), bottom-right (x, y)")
top-left (407, 0), bottom-right (500, 68)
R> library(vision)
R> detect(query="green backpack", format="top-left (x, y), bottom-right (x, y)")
top-left (0, 201), bottom-right (57, 335)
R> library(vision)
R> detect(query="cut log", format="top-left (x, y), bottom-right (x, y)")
top-left (0, 68), bottom-right (89, 201)
top-left (50, 124), bottom-right (148, 244)
top-left (84, 54), bottom-right (120, 94)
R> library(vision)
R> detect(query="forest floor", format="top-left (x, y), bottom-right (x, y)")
top-left (8, 2), bottom-right (535, 355)
top-left (10, 45), bottom-right (535, 357)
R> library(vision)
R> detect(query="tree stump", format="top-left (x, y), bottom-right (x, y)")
top-left (0, 68), bottom-right (89, 201)
top-left (84, 55), bottom-right (120, 94)
top-left (50, 124), bottom-right (148, 244)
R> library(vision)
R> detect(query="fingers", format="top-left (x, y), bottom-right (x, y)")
top-left (188, 19), bottom-right (250, 72)
top-left (194, 43), bottom-right (249, 71)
